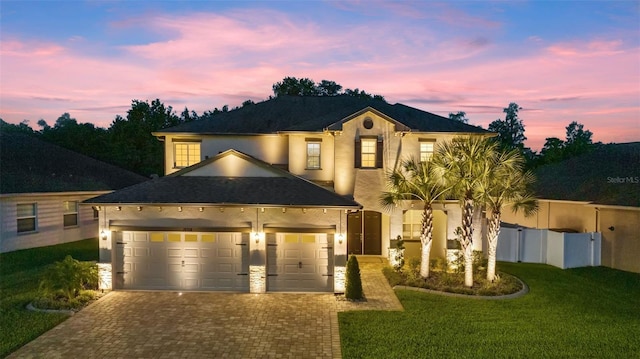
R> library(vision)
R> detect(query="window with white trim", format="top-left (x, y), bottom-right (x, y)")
top-left (361, 138), bottom-right (377, 168)
top-left (174, 142), bottom-right (201, 168)
top-left (17, 203), bottom-right (37, 233)
top-left (63, 201), bottom-right (78, 227)
top-left (306, 142), bottom-right (321, 169)
top-left (420, 141), bottom-right (434, 162)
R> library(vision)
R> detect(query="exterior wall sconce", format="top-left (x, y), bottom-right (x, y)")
top-left (116, 206), bottom-right (121, 211)
top-left (219, 207), bottom-right (224, 213)
top-left (282, 208), bottom-right (286, 213)
top-left (158, 206), bottom-right (163, 212)
top-left (337, 233), bottom-right (344, 245)
top-left (178, 206), bottom-right (183, 212)
top-left (302, 208), bottom-right (307, 214)
top-left (261, 207), bottom-right (265, 213)
top-left (608, 226), bottom-right (615, 231)
top-left (240, 208), bottom-right (244, 213)
top-left (137, 206), bottom-right (142, 211)
top-left (199, 207), bottom-right (204, 212)
top-left (323, 208), bottom-right (327, 214)
top-left (100, 230), bottom-right (108, 240)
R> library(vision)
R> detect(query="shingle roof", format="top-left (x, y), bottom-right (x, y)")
top-left (84, 149), bottom-right (361, 208)
top-left (534, 142), bottom-right (640, 207)
top-left (155, 95), bottom-right (488, 135)
top-left (84, 176), bottom-right (361, 207)
top-left (0, 133), bottom-right (149, 194)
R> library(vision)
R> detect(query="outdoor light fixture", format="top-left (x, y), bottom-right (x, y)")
top-left (323, 208), bottom-right (327, 214)
top-left (241, 208), bottom-right (244, 213)
top-left (199, 207), bottom-right (204, 212)
top-left (337, 233), bottom-right (344, 245)
top-left (100, 230), bottom-right (107, 240)
top-left (116, 206), bottom-right (121, 211)
top-left (137, 206), bottom-right (142, 211)
top-left (158, 206), bottom-right (163, 212)
top-left (302, 208), bottom-right (307, 214)
top-left (219, 208), bottom-right (224, 213)
top-left (178, 206), bottom-right (183, 212)
top-left (261, 207), bottom-right (265, 213)
top-left (608, 226), bottom-right (615, 231)
top-left (282, 208), bottom-right (286, 213)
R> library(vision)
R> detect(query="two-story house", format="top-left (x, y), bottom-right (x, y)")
top-left (86, 95), bottom-right (490, 293)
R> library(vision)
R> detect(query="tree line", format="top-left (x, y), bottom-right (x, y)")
top-left (1, 76), bottom-right (597, 176)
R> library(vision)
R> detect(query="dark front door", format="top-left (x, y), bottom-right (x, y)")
top-left (347, 212), bottom-right (362, 254)
top-left (347, 211), bottom-right (382, 255)
top-left (363, 211), bottom-right (382, 255)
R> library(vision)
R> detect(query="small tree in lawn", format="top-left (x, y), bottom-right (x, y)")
top-left (345, 255), bottom-right (363, 300)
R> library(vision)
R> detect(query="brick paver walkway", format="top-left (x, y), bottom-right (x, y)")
top-left (8, 257), bottom-right (401, 359)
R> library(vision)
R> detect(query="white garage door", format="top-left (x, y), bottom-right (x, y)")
top-left (267, 233), bottom-right (334, 292)
top-left (115, 231), bottom-right (249, 291)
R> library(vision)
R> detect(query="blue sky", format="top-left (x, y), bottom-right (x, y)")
top-left (1, 1), bottom-right (638, 150)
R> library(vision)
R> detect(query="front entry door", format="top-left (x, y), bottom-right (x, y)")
top-left (347, 211), bottom-right (382, 255)
top-left (347, 212), bottom-right (362, 254)
top-left (363, 211), bottom-right (382, 255)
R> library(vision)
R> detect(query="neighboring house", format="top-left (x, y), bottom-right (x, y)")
top-left (87, 95), bottom-right (490, 293)
top-left (501, 142), bottom-right (640, 273)
top-left (0, 133), bottom-right (148, 253)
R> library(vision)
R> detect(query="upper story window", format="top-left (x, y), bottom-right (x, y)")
top-left (63, 201), bottom-right (78, 227)
top-left (361, 138), bottom-right (377, 168)
top-left (17, 203), bottom-right (37, 233)
top-left (420, 140), bottom-right (435, 162)
top-left (306, 141), bottom-right (321, 169)
top-left (174, 142), bottom-right (201, 168)
top-left (355, 136), bottom-right (383, 169)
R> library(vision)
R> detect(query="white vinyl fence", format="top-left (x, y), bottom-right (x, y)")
top-left (496, 227), bottom-right (601, 269)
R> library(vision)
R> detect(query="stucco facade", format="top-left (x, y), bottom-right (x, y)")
top-left (158, 109), bottom-right (485, 260)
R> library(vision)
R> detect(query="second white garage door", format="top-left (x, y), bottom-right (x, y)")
top-left (266, 233), bottom-right (334, 292)
top-left (115, 231), bottom-right (249, 291)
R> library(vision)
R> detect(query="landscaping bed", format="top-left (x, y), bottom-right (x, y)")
top-left (0, 239), bottom-right (99, 357)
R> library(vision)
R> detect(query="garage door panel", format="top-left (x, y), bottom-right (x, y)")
top-left (183, 248), bottom-right (198, 258)
top-left (267, 233), bottom-right (333, 292)
top-left (116, 231), bottom-right (248, 291)
top-left (167, 248), bottom-right (182, 257)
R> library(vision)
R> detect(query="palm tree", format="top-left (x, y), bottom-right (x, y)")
top-left (434, 136), bottom-right (499, 287)
top-left (479, 149), bottom-right (538, 281)
top-left (381, 157), bottom-right (449, 278)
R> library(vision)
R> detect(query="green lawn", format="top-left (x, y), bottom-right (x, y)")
top-left (339, 262), bottom-right (640, 358)
top-left (0, 239), bottom-right (99, 357)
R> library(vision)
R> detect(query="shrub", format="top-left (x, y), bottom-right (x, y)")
top-left (473, 250), bottom-right (488, 275)
top-left (382, 266), bottom-right (403, 287)
top-left (391, 235), bottom-right (405, 271)
top-left (39, 255), bottom-right (98, 301)
top-left (345, 255), bottom-right (363, 300)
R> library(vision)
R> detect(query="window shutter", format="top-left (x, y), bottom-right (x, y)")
top-left (376, 138), bottom-right (383, 168)
top-left (354, 138), bottom-right (361, 168)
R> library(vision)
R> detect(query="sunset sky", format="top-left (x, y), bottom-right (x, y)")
top-left (1, 1), bottom-right (638, 150)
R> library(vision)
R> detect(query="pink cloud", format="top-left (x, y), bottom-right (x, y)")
top-left (0, 10), bottom-right (637, 152)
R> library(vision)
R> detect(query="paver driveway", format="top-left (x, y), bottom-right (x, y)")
top-left (9, 292), bottom-right (340, 359)
top-left (9, 257), bottom-right (401, 359)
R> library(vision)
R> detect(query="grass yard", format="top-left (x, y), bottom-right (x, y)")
top-left (0, 239), bottom-right (99, 357)
top-left (339, 262), bottom-right (640, 358)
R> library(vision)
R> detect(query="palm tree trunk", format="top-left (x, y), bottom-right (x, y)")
top-left (486, 211), bottom-right (501, 282)
top-left (461, 196), bottom-right (474, 287)
top-left (420, 204), bottom-right (434, 278)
